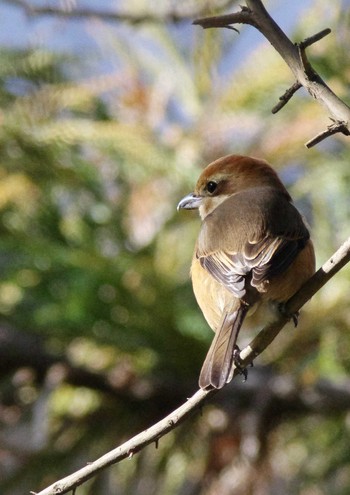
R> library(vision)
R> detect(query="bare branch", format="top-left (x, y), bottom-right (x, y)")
top-left (3, 0), bottom-right (237, 25)
top-left (32, 387), bottom-right (213, 495)
top-left (193, 7), bottom-right (256, 29)
top-left (33, 235), bottom-right (350, 495)
top-left (306, 121), bottom-right (350, 148)
top-left (194, 0), bottom-right (350, 146)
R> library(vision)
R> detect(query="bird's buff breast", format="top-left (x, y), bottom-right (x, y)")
top-left (191, 257), bottom-right (236, 331)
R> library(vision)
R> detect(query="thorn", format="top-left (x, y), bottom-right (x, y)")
top-left (155, 438), bottom-right (159, 449)
top-left (225, 26), bottom-right (240, 33)
top-left (296, 29), bottom-right (332, 81)
top-left (298, 28), bottom-right (331, 49)
top-left (272, 81), bottom-right (302, 114)
top-left (305, 120), bottom-right (350, 148)
top-left (128, 449), bottom-right (135, 459)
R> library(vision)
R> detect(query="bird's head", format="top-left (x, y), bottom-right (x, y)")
top-left (177, 154), bottom-right (290, 220)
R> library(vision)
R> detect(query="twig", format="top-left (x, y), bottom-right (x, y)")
top-left (33, 235), bottom-right (350, 495)
top-left (193, 8), bottom-right (256, 29)
top-left (194, 0), bottom-right (350, 146)
top-left (272, 81), bottom-right (302, 114)
top-left (306, 121), bottom-right (350, 148)
top-left (299, 28), bottom-right (332, 49)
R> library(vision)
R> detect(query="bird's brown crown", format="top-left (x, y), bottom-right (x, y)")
top-left (195, 155), bottom-right (290, 199)
top-left (192, 154), bottom-right (291, 220)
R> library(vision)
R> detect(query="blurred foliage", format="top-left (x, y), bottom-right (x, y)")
top-left (1, 1), bottom-right (350, 494)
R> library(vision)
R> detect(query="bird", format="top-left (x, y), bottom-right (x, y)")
top-left (177, 154), bottom-right (315, 390)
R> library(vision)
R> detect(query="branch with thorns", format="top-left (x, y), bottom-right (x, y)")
top-left (194, 1), bottom-right (350, 147)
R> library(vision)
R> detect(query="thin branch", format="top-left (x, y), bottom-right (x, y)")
top-left (193, 8), bottom-right (256, 29)
top-left (33, 235), bottom-right (350, 495)
top-left (272, 29), bottom-right (332, 115)
top-left (3, 0), bottom-right (237, 25)
top-left (306, 120), bottom-right (350, 148)
top-left (32, 387), bottom-right (213, 495)
top-left (194, 0), bottom-right (350, 146)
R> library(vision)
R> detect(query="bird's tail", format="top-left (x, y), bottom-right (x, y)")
top-left (199, 304), bottom-right (249, 389)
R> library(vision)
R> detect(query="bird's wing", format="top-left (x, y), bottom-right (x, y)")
top-left (199, 250), bottom-right (249, 298)
top-left (198, 234), bottom-right (308, 299)
top-left (244, 234), bottom-right (308, 288)
top-left (196, 188), bottom-right (310, 299)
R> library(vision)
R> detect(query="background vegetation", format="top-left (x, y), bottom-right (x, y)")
top-left (1, 1), bottom-right (350, 494)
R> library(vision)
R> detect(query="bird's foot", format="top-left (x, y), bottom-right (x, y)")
top-left (278, 303), bottom-right (299, 327)
top-left (231, 345), bottom-right (249, 382)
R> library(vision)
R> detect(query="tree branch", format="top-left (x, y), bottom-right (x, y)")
top-left (32, 235), bottom-right (350, 495)
top-left (194, 0), bottom-right (350, 147)
top-left (3, 0), bottom-right (237, 25)
top-left (305, 120), bottom-right (350, 148)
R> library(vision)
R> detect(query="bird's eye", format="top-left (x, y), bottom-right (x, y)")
top-left (206, 181), bottom-right (218, 194)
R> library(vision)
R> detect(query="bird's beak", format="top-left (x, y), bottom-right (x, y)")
top-left (177, 192), bottom-right (203, 211)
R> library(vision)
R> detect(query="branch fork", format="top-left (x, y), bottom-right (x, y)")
top-left (194, 1), bottom-right (350, 147)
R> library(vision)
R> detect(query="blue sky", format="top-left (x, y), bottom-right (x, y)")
top-left (0, 1), bottom-right (314, 54)
top-left (0, 0), bottom-right (318, 93)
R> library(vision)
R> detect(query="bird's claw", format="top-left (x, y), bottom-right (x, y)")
top-left (232, 346), bottom-right (249, 382)
top-left (292, 312), bottom-right (299, 327)
top-left (278, 303), bottom-right (299, 327)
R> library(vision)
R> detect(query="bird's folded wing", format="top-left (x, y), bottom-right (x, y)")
top-left (198, 234), bottom-right (308, 298)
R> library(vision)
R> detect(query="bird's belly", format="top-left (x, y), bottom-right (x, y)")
top-left (191, 257), bottom-right (235, 331)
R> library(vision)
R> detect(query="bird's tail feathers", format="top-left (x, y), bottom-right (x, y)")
top-left (199, 304), bottom-right (248, 389)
